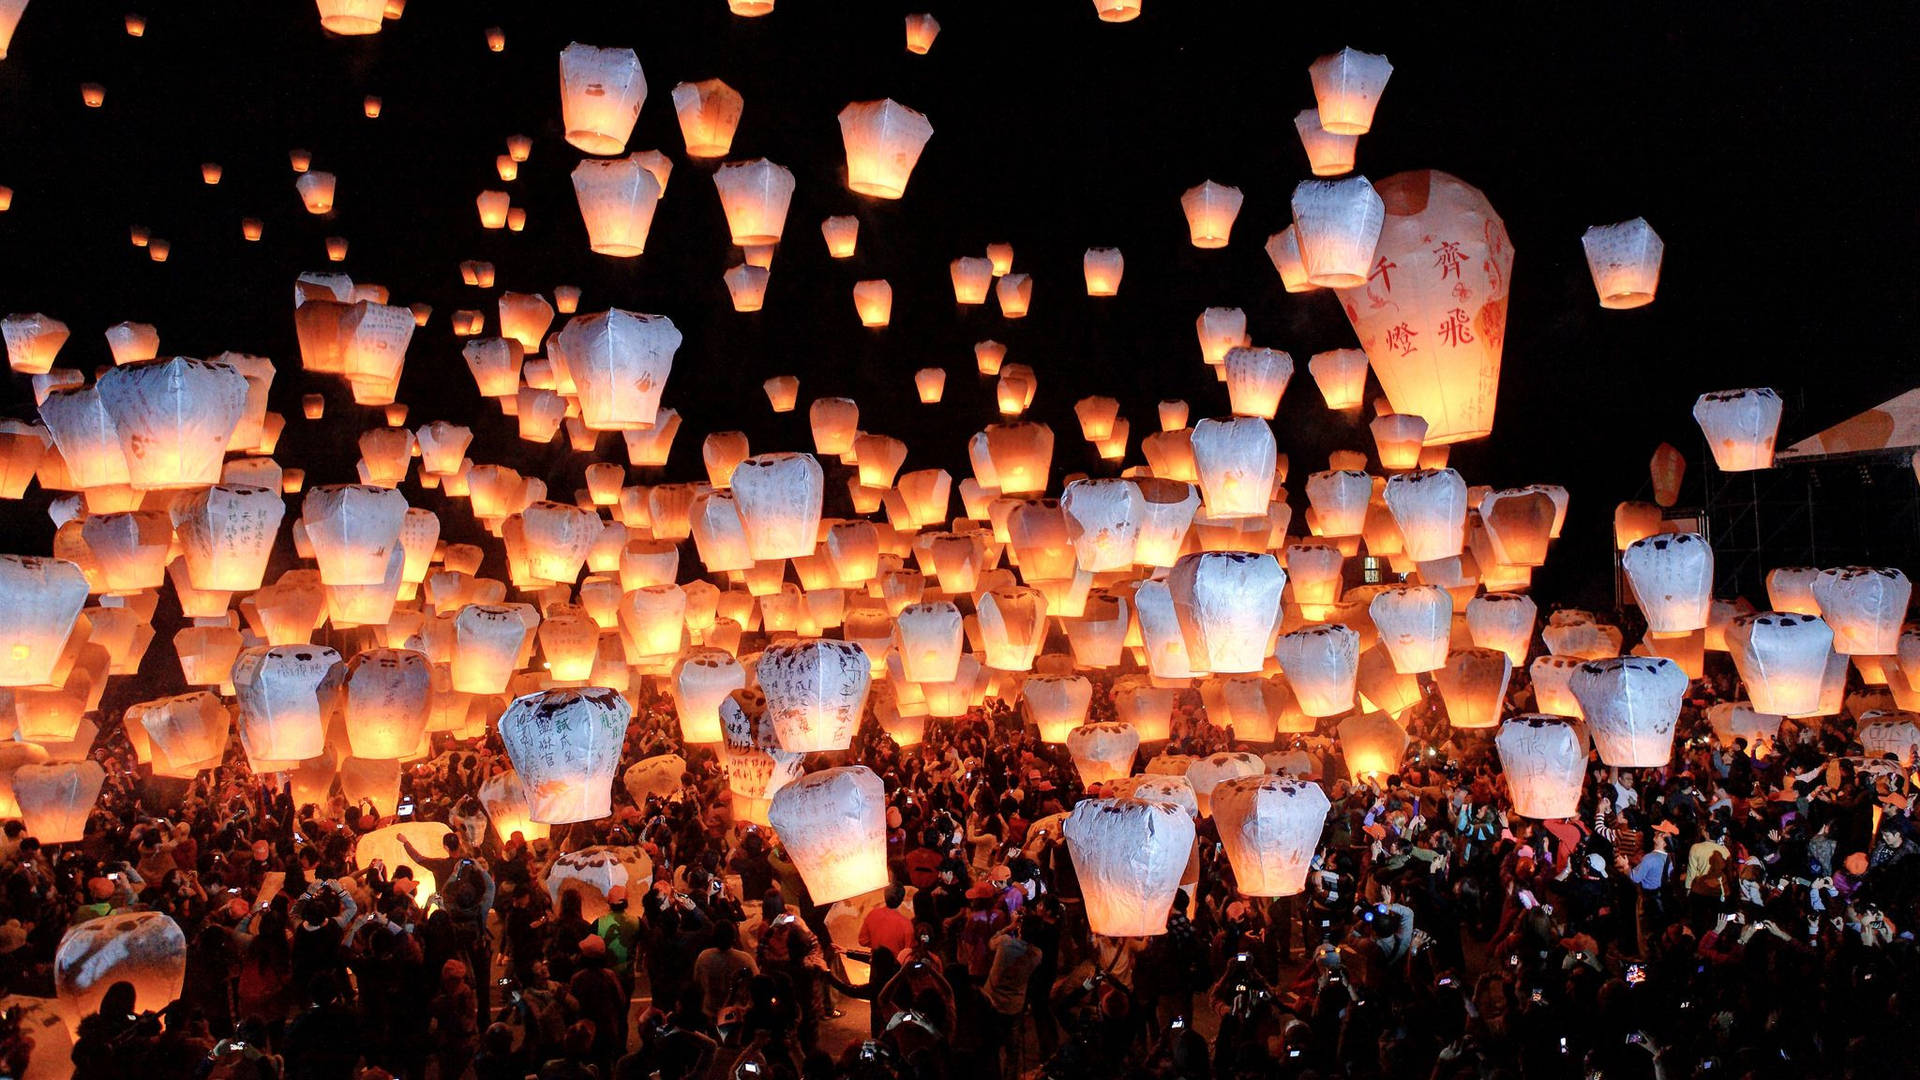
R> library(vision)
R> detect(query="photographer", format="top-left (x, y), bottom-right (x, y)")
top-left (71, 981), bottom-right (159, 1080)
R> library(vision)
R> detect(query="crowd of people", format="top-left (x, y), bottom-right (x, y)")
top-left (12, 615), bottom-right (1920, 1080)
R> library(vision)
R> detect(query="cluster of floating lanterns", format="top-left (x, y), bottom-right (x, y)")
top-left (0, 3), bottom-right (1908, 986)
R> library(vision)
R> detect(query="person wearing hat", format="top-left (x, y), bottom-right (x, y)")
top-left (429, 957), bottom-right (481, 1080)
top-left (570, 934), bottom-right (629, 1076)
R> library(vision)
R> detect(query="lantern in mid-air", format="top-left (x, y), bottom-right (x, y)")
top-left (559, 43), bottom-right (647, 155)
top-left (1063, 797), bottom-right (1194, 937)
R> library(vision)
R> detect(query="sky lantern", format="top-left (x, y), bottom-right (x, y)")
top-left (451, 603), bottom-right (535, 693)
top-left (1649, 442), bottom-right (1686, 506)
top-left (821, 215), bottom-right (858, 258)
top-left (1496, 715), bottom-right (1586, 819)
top-left (1813, 567), bottom-right (1910, 655)
top-left (81, 511), bottom-right (171, 592)
top-left (1434, 646), bottom-right (1511, 729)
top-left (1025, 674), bottom-right (1092, 742)
top-left (1213, 775), bottom-right (1328, 896)
top-left (1570, 656), bottom-right (1685, 766)
top-left (232, 644), bottom-right (338, 761)
top-left (1274, 624), bottom-right (1359, 716)
top-left (1766, 567), bottom-right (1822, 614)
top-left (1477, 488), bottom-right (1555, 566)
top-left (1290, 176), bottom-right (1384, 287)
top-left (1066, 722), bottom-right (1139, 787)
top-left (1074, 396), bottom-right (1120, 442)
top-left (1307, 47), bottom-right (1393, 134)
top-left (730, 452), bottom-right (823, 559)
top-left (132, 691), bottom-right (229, 773)
top-left (499, 686), bottom-right (631, 823)
top-left (94, 357), bottom-right (246, 490)
top-left (1336, 171), bottom-right (1513, 444)
top-left (1466, 592), bottom-right (1535, 667)
top-left (55, 911), bottom-right (186, 1027)
top-left (725, 264), bottom-right (769, 311)
top-left (1169, 551), bottom-right (1285, 674)
top-left (1293, 108), bottom-right (1358, 176)
top-left (975, 339), bottom-right (1008, 376)
top-left (1384, 467), bottom-right (1467, 562)
top-left (1185, 751), bottom-right (1264, 817)
top-left (571, 156), bottom-right (664, 256)
top-left (343, 648), bottom-right (431, 759)
top-left (171, 484), bottom-right (283, 592)
top-left (1188, 415), bottom-right (1277, 520)
top-left (670, 78), bottom-right (743, 158)
top-left (519, 500), bottom-right (598, 583)
top-left (1308, 349), bottom-right (1368, 411)
top-left (768, 765), bottom-right (887, 903)
top-left (1369, 584), bottom-right (1451, 673)
top-left (303, 484), bottom-right (406, 586)
top-left (1528, 654), bottom-right (1584, 718)
top-left (296, 171), bottom-right (336, 213)
top-left (1061, 478), bottom-right (1141, 571)
top-left (1727, 612), bottom-right (1833, 714)
top-left (671, 648), bottom-right (743, 744)
top-left (558, 43), bottom-right (646, 155)
top-left (838, 99), bottom-right (934, 199)
top-left (759, 638), bottom-right (870, 751)
top-left (1613, 501), bottom-right (1662, 550)
top-left (809, 396), bottom-right (858, 455)
top-left (1064, 796), bottom-right (1190, 936)
top-left (103, 321), bottom-right (158, 366)
top-left (714, 158), bottom-right (796, 245)
top-left (1263, 227), bottom-right (1319, 293)
top-left (949, 256), bottom-right (994, 304)
top-left (463, 338), bottom-right (523, 398)
top-left (904, 12), bottom-right (940, 52)
top-left (982, 421), bottom-right (1053, 495)
top-left (1180, 180), bottom-right (1243, 249)
top-left (1692, 388), bottom-right (1781, 471)
top-left (478, 769), bottom-right (549, 845)
top-left (978, 585), bottom-right (1048, 671)
top-left (721, 689), bottom-right (804, 825)
top-left (1083, 247), bottom-right (1124, 296)
top-left (559, 309), bottom-right (679, 430)
top-left (1305, 469), bottom-right (1371, 537)
top-left (995, 273), bottom-right (1033, 317)
top-left (1089, 0), bottom-right (1142, 21)
top-left (1338, 710), bottom-right (1407, 785)
top-left (1581, 217), bottom-right (1663, 309)
top-left (1223, 348), bottom-right (1293, 419)
top-left (913, 367), bottom-right (946, 404)
top-left (852, 279), bottom-right (893, 326)
top-left (13, 760), bottom-right (104, 843)
top-left (1859, 712), bottom-right (1920, 765)
top-left (315, 0), bottom-right (385, 34)
top-left (1622, 533), bottom-right (1713, 632)
top-left (1370, 413), bottom-right (1427, 470)
top-left (894, 601), bottom-right (964, 682)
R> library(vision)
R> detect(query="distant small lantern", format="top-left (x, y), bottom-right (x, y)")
top-left (1083, 247), bottom-right (1124, 296)
top-left (713, 158), bottom-right (796, 245)
top-left (914, 367), bottom-right (946, 403)
top-left (571, 156), bottom-right (664, 256)
top-left (1496, 715), bottom-right (1586, 819)
top-left (1570, 656), bottom-right (1686, 766)
top-left (315, 0), bottom-right (386, 34)
top-left (1089, 0), bottom-right (1142, 21)
top-left (996, 274), bottom-right (1032, 318)
top-left (1291, 176), bottom-right (1384, 287)
top-left (904, 12), bottom-right (940, 52)
top-left (296, 170), bottom-right (337, 213)
top-left (1223, 348), bottom-right (1294, 420)
top-left (1581, 217), bottom-right (1663, 309)
top-left (764, 374), bottom-right (800, 412)
top-left (499, 686), bottom-right (631, 823)
top-left (838, 98), bottom-right (934, 199)
top-left (558, 43), bottom-right (647, 155)
top-left (1263, 227), bottom-right (1319, 293)
top-left (1293, 108), bottom-right (1358, 176)
top-left (1180, 181), bottom-right (1243, 249)
top-left (1307, 47), bottom-right (1394, 135)
top-left (821, 215), bottom-right (859, 258)
top-left (670, 78), bottom-right (743, 159)
top-left (1692, 388), bottom-right (1782, 472)
top-left (852, 279), bottom-right (893, 326)
top-left (1309, 349), bottom-right (1369, 411)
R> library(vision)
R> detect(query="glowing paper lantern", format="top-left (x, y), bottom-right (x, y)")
top-left (730, 453), bottom-right (824, 560)
top-left (1293, 107), bottom-right (1358, 176)
top-left (558, 309), bottom-right (680, 430)
top-left (1434, 647), bottom-right (1511, 729)
top-left (904, 12), bottom-right (939, 52)
top-left (1180, 181), bottom-right (1243, 249)
top-left (13, 760), bottom-right (105, 842)
top-left (314, 0), bottom-right (385, 35)
top-left (1384, 468), bottom-right (1467, 561)
top-left (1812, 567), bottom-right (1910, 655)
top-left (1083, 247), bottom-right (1124, 296)
top-left (571, 156), bottom-right (663, 256)
top-left (479, 769), bottom-right (549, 844)
top-left (767, 765), bottom-right (886, 904)
top-left (1581, 218), bottom-right (1662, 309)
top-left (54, 911), bottom-right (186, 1027)
top-left (1859, 712), bottom-right (1920, 765)
top-left (451, 603), bottom-right (535, 693)
top-left (303, 484), bottom-right (407, 586)
top-left (1185, 751), bottom-right (1263, 817)
top-left (1062, 797), bottom-right (1193, 936)
top-left (1169, 551), bottom-right (1285, 674)
top-left (1060, 478), bottom-right (1141, 572)
top-left (1222, 348), bottom-right (1294, 421)
top-left (1307, 47), bottom-right (1393, 134)
top-left (1369, 585), bottom-right (1451, 673)
top-left (1569, 656), bottom-right (1686, 766)
top-left (978, 585), bottom-right (1048, 671)
top-left (1621, 532), bottom-right (1714, 633)
top-left (713, 158), bottom-right (796, 245)
top-left (1692, 388), bottom-right (1782, 471)
top-left (1726, 613), bottom-right (1835, 715)
top-left (1274, 624), bottom-right (1360, 717)
top-left (1089, 0), bottom-right (1142, 21)
top-left (1335, 171), bottom-right (1513, 444)
top-left (838, 98), bottom-right (934, 199)
top-left (1290, 176), bottom-right (1384, 288)
top-left (497, 686), bottom-right (629, 823)
top-left (1024, 674), bottom-right (1093, 743)
top-left (95, 357), bottom-right (247, 490)
top-left (852, 279), bottom-right (893, 326)
top-left (0, 557), bottom-right (87, 687)
top-left (1338, 711), bottom-right (1407, 784)
top-left (1213, 775), bottom-right (1329, 896)
top-left (893, 602), bottom-right (964, 683)
top-left (1767, 567), bottom-right (1822, 615)
top-left (1066, 722), bottom-right (1140, 787)
top-left (231, 644), bottom-right (338, 761)
top-left (559, 43), bottom-right (646, 155)
top-left (1190, 416), bottom-right (1275, 519)
top-left (1466, 592), bottom-right (1535, 667)
top-left (670, 78), bottom-right (743, 158)
top-left (759, 639), bottom-right (869, 752)
top-left (1496, 715), bottom-right (1586, 819)
top-left (670, 649), bottom-right (743, 744)
top-left (343, 648), bottom-right (431, 759)
top-left (1305, 469), bottom-right (1371, 536)
top-left (982, 421), bottom-right (1053, 495)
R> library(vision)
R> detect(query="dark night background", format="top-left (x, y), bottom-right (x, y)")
top-left (0, 0), bottom-right (1916, 612)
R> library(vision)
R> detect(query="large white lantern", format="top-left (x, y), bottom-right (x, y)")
top-left (303, 484), bottom-right (408, 586)
top-left (1060, 478), bottom-right (1141, 572)
top-left (1812, 567), bottom-right (1910, 655)
top-left (1212, 775), bottom-right (1329, 896)
top-left (1434, 647), bottom-right (1511, 729)
top-left (1368, 585), bottom-right (1451, 673)
top-left (55, 911), bottom-right (186, 1025)
top-left (499, 686), bottom-right (631, 823)
top-left (1692, 388), bottom-right (1782, 471)
top-left (671, 649), bottom-right (744, 744)
top-left (1291, 176), bottom-right (1384, 288)
top-left (559, 43), bottom-right (647, 155)
top-left (1307, 47), bottom-right (1393, 134)
top-left (13, 760), bottom-right (106, 843)
top-left (571, 156), bottom-right (664, 257)
top-left (1274, 624), bottom-right (1359, 717)
top-left (1495, 715), bottom-right (1586, 819)
top-left (1190, 416), bottom-right (1276, 519)
top-left (759, 639), bottom-right (870, 752)
top-left (559, 309), bottom-right (680, 430)
top-left (713, 158), bottom-right (796, 246)
top-left (1025, 674), bottom-right (1093, 743)
top-left (232, 644), bottom-right (338, 761)
top-left (1569, 656), bottom-right (1686, 767)
top-left (1062, 797), bottom-right (1194, 937)
top-left (1726, 612), bottom-right (1835, 715)
top-left (0, 556), bottom-right (88, 687)
top-left (1467, 592), bottom-right (1535, 668)
top-left (768, 766), bottom-right (889, 904)
top-left (1622, 533), bottom-right (1714, 633)
top-left (1384, 468), bottom-right (1467, 562)
top-left (1337, 711), bottom-right (1407, 784)
top-left (1169, 551), bottom-right (1285, 674)
top-left (1581, 218), bottom-right (1662, 309)
top-left (96, 357), bottom-right (248, 490)
top-left (731, 453), bottom-right (824, 560)
top-left (837, 98), bottom-right (934, 199)
top-left (1185, 751), bottom-right (1264, 818)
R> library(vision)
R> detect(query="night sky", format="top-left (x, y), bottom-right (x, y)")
top-left (0, 0), bottom-right (1916, 610)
